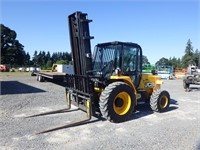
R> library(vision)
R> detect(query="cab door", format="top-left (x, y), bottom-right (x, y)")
top-left (122, 45), bottom-right (142, 88)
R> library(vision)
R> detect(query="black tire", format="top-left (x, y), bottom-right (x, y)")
top-left (99, 82), bottom-right (136, 123)
top-left (150, 90), bottom-right (170, 112)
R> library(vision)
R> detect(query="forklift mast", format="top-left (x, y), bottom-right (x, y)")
top-left (66, 11), bottom-right (94, 114)
top-left (68, 11), bottom-right (94, 76)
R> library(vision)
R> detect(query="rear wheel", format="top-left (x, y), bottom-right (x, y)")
top-left (99, 82), bottom-right (136, 123)
top-left (150, 90), bottom-right (170, 112)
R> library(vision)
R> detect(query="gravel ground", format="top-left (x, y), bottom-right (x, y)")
top-left (0, 73), bottom-right (200, 150)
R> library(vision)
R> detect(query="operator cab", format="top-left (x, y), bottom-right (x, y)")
top-left (92, 41), bottom-right (142, 88)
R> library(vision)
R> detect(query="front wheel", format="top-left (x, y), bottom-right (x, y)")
top-left (99, 82), bottom-right (136, 123)
top-left (150, 90), bottom-right (170, 112)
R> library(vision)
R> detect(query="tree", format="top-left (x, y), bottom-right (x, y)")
top-left (51, 52), bottom-right (58, 64)
top-left (142, 55), bottom-right (150, 64)
top-left (55, 59), bottom-right (69, 64)
top-left (32, 50), bottom-right (38, 66)
top-left (46, 60), bottom-right (53, 68)
top-left (154, 39), bottom-right (198, 69)
top-left (31, 50), bottom-right (72, 69)
top-left (46, 51), bottom-right (51, 62)
top-left (1, 24), bottom-right (26, 66)
top-left (45, 51), bottom-right (52, 68)
top-left (193, 49), bottom-right (199, 67)
top-left (24, 52), bottom-right (31, 66)
top-left (155, 57), bottom-right (169, 66)
top-left (182, 39), bottom-right (195, 67)
top-left (51, 52), bottom-right (71, 65)
top-left (37, 51), bottom-right (43, 67)
top-left (177, 58), bottom-right (183, 68)
top-left (167, 56), bottom-right (183, 69)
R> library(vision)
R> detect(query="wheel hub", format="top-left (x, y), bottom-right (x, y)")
top-left (113, 92), bottom-right (131, 115)
top-left (160, 96), bottom-right (168, 108)
top-left (115, 98), bottom-right (124, 107)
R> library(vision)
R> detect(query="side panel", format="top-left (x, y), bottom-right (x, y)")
top-left (138, 74), bottom-right (163, 96)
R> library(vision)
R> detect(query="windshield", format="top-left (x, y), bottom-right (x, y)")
top-left (92, 42), bottom-right (142, 80)
top-left (93, 44), bottom-right (120, 77)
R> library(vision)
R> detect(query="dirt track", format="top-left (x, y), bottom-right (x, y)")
top-left (0, 73), bottom-right (200, 150)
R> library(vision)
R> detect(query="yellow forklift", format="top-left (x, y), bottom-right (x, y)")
top-left (65, 11), bottom-right (170, 123)
top-left (30, 11), bottom-right (170, 133)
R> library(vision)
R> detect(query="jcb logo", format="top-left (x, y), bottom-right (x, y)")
top-left (145, 82), bottom-right (155, 88)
